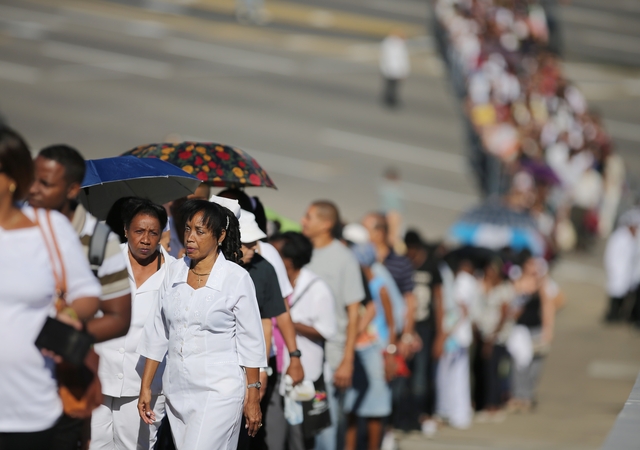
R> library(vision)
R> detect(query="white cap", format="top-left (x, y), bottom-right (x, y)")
top-left (342, 223), bottom-right (370, 244)
top-left (239, 209), bottom-right (267, 244)
top-left (209, 194), bottom-right (241, 219)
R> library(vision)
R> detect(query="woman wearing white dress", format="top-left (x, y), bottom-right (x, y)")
top-left (91, 198), bottom-right (175, 450)
top-left (137, 200), bottom-right (266, 450)
top-left (0, 127), bottom-right (101, 449)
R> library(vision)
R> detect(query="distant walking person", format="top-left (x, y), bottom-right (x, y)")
top-left (380, 30), bottom-right (410, 108)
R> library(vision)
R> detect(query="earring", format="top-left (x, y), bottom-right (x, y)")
top-left (8, 183), bottom-right (16, 193)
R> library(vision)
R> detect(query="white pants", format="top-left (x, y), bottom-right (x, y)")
top-left (90, 394), bottom-right (166, 450)
top-left (436, 348), bottom-right (471, 429)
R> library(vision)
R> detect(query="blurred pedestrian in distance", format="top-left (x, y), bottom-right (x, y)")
top-left (380, 30), bottom-right (410, 108)
top-left (301, 200), bottom-right (366, 450)
top-left (362, 213), bottom-right (416, 448)
top-left (604, 209), bottom-right (640, 323)
top-left (29, 144), bottom-right (132, 450)
top-left (508, 254), bottom-right (557, 413)
top-left (473, 258), bottom-right (513, 423)
top-left (92, 198), bottom-right (174, 450)
top-left (269, 231), bottom-right (337, 450)
top-left (378, 168), bottom-right (406, 255)
top-left (137, 199), bottom-right (266, 448)
top-left (344, 243), bottom-right (396, 450)
top-left (403, 231), bottom-right (439, 437)
top-left (0, 127), bottom-right (102, 450)
top-left (434, 259), bottom-right (476, 430)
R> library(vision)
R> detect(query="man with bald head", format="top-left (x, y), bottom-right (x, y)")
top-left (301, 200), bottom-right (365, 450)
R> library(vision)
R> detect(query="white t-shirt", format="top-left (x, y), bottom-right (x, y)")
top-left (0, 207), bottom-right (101, 432)
top-left (258, 242), bottom-right (293, 298)
top-left (450, 271), bottom-right (479, 348)
top-left (280, 268), bottom-right (336, 395)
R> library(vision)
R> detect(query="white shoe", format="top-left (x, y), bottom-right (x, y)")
top-left (421, 419), bottom-right (438, 438)
top-left (381, 430), bottom-right (398, 450)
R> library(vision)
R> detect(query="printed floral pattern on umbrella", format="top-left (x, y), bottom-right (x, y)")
top-left (122, 142), bottom-right (276, 188)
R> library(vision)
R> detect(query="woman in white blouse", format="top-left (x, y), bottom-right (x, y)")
top-left (0, 127), bottom-right (101, 449)
top-left (137, 200), bottom-right (266, 450)
top-left (91, 198), bottom-right (175, 450)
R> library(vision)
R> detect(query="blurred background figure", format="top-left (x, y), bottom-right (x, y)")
top-left (379, 30), bottom-right (410, 108)
top-left (378, 168), bottom-right (406, 256)
top-left (604, 209), bottom-right (640, 323)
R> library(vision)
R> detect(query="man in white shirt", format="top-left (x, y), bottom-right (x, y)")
top-left (29, 144), bottom-right (132, 450)
top-left (380, 30), bottom-right (411, 108)
top-left (301, 200), bottom-right (365, 450)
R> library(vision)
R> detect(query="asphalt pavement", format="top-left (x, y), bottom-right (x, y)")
top-left (1, 0), bottom-right (640, 448)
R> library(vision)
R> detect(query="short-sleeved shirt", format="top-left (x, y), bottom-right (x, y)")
top-left (383, 250), bottom-right (415, 295)
top-left (71, 204), bottom-right (130, 301)
top-left (258, 242), bottom-right (293, 298)
top-left (306, 240), bottom-right (365, 369)
top-left (1, 207), bottom-right (101, 432)
top-left (245, 253), bottom-right (286, 319)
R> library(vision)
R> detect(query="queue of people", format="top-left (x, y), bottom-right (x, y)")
top-left (1, 122), bottom-right (564, 450)
top-left (434, 0), bottom-right (624, 255)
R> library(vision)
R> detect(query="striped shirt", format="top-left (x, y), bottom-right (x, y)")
top-left (383, 250), bottom-right (415, 295)
top-left (71, 204), bottom-right (130, 301)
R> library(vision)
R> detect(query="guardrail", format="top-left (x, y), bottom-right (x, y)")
top-left (602, 371), bottom-right (640, 450)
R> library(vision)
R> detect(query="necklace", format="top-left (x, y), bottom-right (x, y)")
top-left (190, 268), bottom-right (211, 287)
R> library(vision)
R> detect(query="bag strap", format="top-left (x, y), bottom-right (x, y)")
top-left (88, 222), bottom-right (111, 276)
top-left (289, 277), bottom-right (320, 310)
top-left (35, 210), bottom-right (68, 312)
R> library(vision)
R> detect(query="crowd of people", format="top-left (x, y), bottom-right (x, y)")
top-left (434, 0), bottom-right (625, 255)
top-left (0, 123), bottom-right (569, 450)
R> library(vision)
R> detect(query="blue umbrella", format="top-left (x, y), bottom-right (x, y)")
top-left (448, 201), bottom-right (545, 255)
top-left (78, 156), bottom-right (201, 220)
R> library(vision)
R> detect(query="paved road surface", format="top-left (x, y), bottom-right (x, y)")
top-left (0, 0), bottom-right (639, 448)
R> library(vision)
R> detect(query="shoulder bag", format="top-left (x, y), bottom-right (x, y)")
top-left (35, 209), bottom-right (103, 419)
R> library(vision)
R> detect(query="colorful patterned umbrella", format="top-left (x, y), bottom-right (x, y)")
top-left (122, 142), bottom-right (277, 189)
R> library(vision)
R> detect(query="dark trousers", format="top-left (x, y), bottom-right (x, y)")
top-left (606, 296), bottom-right (625, 322)
top-left (408, 321), bottom-right (435, 422)
top-left (0, 425), bottom-right (56, 450)
top-left (482, 345), bottom-right (508, 409)
top-left (383, 78), bottom-right (400, 107)
top-left (50, 415), bottom-right (87, 450)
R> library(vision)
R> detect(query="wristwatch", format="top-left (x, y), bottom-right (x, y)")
top-left (289, 349), bottom-right (302, 358)
top-left (247, 381), bottom-right (262, 390)
top-left (386, 344), bottom-right (397, 355)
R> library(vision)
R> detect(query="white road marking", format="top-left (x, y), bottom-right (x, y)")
top-left (41, 42), bottom-right (173, 79)
top-left (0, 60), bottom-right (40, 84)
top-left (319, 128), bottom-right (467, 174)
top-left (60, 8), bottom-right (168, 38)
top-left (604, 119), bottom-right (640, 143)
top-left (165, 38), bottom-right (298, 76)
top-left (50, 64), bottom-right (128, 82)
top-left (580, 30), bottom-right (640, 55)
top-left (400, 181), bottom-right (477, 211)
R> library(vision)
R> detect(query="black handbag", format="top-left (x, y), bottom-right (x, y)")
top-left (301, 374), bottom-right (331, 438)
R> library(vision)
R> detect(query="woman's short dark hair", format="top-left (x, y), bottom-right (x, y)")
top-left (106, 197), bottom-right (167, 243)
top-left (122, 198), bottom-right (168, 232)
top-left (276, 232), bottom-right (313, 270)
top-left (180, 199), bottom-right (242, 263)
top-left (0, 127), bottom-right (34, 202)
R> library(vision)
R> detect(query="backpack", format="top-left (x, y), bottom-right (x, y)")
top-left (88, 222), bottom-right (112, 276)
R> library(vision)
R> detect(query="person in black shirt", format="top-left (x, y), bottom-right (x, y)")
top-left (238, 209), bottom-right (304, 450)
top-left (404, 231), bottom-right (441, 437)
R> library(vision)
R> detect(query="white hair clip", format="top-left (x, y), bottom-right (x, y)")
top-left (226, 216), bottom-right (230, 230)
